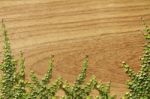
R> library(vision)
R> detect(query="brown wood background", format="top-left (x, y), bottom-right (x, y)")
top-left (0, 0), bottom-right (150, 98)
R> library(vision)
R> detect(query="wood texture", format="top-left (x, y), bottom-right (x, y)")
top-left (0, 0), bottom-right (150, 97)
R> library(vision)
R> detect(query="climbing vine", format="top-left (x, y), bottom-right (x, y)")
top-left (0, 20), bottom-right (149, 99)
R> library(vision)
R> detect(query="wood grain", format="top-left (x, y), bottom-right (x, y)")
top-left (0, 0), bottom-right (150, 97)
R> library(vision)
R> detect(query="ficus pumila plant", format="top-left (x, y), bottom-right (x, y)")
top-left (0, 20), bottom-right (149, 99)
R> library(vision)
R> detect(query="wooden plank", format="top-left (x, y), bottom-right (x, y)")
top-left (0, 0), bottom-right (150, 97)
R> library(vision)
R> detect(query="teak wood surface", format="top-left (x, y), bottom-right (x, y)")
top-left (0, 0), bottom-right (150, 97)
